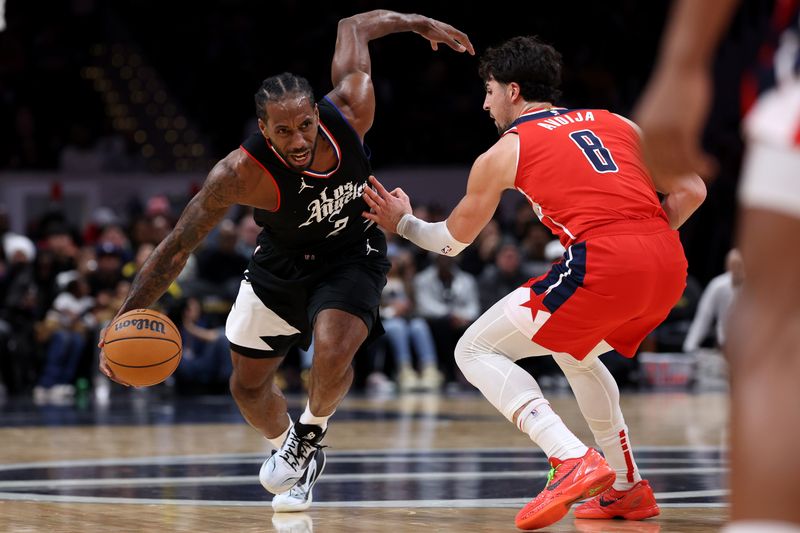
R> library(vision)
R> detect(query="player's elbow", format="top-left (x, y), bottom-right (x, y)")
top-left (337, 15), bottom-right (359, 34)
top-left (683, 174), bottom-right (707, 211)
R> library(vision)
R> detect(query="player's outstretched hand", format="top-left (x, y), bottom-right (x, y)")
top-left (414, 16), bottom-right (475, 55)
top-left (362, 175), bottom-right (413, 233)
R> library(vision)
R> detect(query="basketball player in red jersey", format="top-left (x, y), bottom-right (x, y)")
top-left (97, 10), bottom-right (473, 513)
top-left (363, 36), bottom-right (706, 530)
top-left (636, 1), bottom-right (800, 531)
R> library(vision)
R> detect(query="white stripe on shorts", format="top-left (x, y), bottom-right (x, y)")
top-left (225, 280), bottom-right (301, 352)
top-left (739, 141), bottom-right (800, 219)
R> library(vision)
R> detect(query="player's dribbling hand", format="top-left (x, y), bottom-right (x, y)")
top-left (413, 16), bottom-right (475, 55)
top-left (97, 326), bottom-right (131, 387)
top-left (362, 175), bottom-right (412, 233)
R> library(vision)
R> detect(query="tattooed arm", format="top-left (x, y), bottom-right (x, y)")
top-left (99, 151), bottom-right (258, 385)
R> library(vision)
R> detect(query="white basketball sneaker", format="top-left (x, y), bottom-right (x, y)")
top-left (272, 447), bottom-right (326, 512)
top-left (260, 421), bottom-right (326, 494)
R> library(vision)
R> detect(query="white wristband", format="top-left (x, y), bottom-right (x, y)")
top-left (395, 213), bottom-right (470, 257)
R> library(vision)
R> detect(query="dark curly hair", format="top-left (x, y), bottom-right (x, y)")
top-left (478, 36), bottom-right (562, 103)
top-left (254, 72), bottom-right (315, 122)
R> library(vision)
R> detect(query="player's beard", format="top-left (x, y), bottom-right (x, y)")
top-left (490, 113), bottom-right (508, 134)
top-left (284, 136), bottom-right (318, 170)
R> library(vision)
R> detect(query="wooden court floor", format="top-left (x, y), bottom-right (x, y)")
top-left (0, 389), bottom-right (729, 532)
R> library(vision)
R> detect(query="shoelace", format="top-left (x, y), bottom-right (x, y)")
top-left (279, 433), bottom-right (325, 470)
top-left (546, 464), bottom-right (559, 486)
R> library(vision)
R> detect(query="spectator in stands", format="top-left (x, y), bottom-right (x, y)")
top-left (508, 199), bottom-right (533, 242)
top-left (518, 220), bottom-right (553, 265)
top-left (459, 218), bottom-right (503, 277)
top-left (381, 249), bottom-right (442, 392)
top-left (95, 223), bottom-right (132, 262)
top-left (169, 297), bottom-right (232, 391)
top-left (478, 238), bottom-right (534, 313)
top-left (195, 218), bottom-right (248, 300)
top-left (27, 221), bottom-right (80, 312)
top-left (82, 207), bottom-right (122, 246)
top-left (33, 274), bottom-right (94, 403)
top-left (683, 249), bottom-right (744, 352)
top-left (0, 233), bottom-right (39, 394)
top-left (1, 233), bottom-right (36, 300)
top-left (41, 223), bottom-right (80, 276)
top-left (235, 213), bottom-right (261, 260)
top-left (414, 254), bottom-right (480, 386)
top-left (88, 243), bottom-right (124, 295)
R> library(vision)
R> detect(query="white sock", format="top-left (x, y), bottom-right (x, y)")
top-left (723, 522), bottom-right (800, 533)
top-left (594, 426), bottom-right (642, 491)
top-left (518, 399), bottom-right (588, 460)
top-left (266, 414), bottom-right (292, 449)
top-left (299, 402), bottom-right (332, 431)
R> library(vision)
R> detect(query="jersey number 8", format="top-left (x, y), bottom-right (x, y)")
top-left (569, 129), bottom-right (618, 173)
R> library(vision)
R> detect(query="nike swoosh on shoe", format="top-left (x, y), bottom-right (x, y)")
top-left (599, 495), bottom-right (621, 507)
top-left (546, 463), bottom-right (580, 491)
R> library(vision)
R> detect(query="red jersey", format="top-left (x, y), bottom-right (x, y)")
top-left (507, 107), bottom-right (668, 246)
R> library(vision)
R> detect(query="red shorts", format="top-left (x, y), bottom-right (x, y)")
top-left (514, 220), bottom-right (687, 360)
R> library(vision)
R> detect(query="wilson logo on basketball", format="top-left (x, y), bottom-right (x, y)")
top-left (115, 318), bottom-right (167, 334)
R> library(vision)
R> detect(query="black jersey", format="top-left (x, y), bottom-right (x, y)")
top-left (240, 96), bottom-right (383, 257)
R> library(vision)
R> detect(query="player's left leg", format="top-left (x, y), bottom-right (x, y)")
top-left (556, 352), bottom-right (659, 520)
top-left (267, 309), bottom-right (366, 511)
top-left (306, 308), bottom-right (367, 416)
top-left (455, 293), bottom-right (614, 530)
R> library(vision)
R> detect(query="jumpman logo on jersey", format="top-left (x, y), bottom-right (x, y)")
top-left (298, 176), bottom-right (314, 193)
top-left (365, 239), bottom-right (379, 255)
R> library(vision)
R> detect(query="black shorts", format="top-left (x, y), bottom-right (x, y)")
top-left (225, 234), bottom-right (390, 359)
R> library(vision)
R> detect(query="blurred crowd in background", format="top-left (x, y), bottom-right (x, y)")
top-left (0, 0), bottom-right (772, 402)
top-left (0, 192), bottom-right (740, 403)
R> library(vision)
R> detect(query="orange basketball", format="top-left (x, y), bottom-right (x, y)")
top-left (103, 309), bottom-right (182, 387)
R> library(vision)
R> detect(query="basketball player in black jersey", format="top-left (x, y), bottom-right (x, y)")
top-left (97, 10), bottom-right (474, 512)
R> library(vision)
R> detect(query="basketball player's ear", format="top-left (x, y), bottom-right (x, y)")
top-left (257, 118), bottom-right (268, 138)
top-left (509, 82), bottom-right (521, 103)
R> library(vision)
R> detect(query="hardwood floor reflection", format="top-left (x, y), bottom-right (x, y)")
top-left (0, 390), bottom-right (729, 532)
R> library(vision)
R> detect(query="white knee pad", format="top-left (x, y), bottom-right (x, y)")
top-left (454, 311), bottom-right (547, 423)
top-left (454, 330), bottom-right (480, 373)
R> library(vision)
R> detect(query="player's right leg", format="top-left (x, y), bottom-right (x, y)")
top-left (724, 208), bottom-right (800, 531)
top-left (454, 293), bottom-right (614, 530)
top-left (721, 135), bottom-right (800, 532)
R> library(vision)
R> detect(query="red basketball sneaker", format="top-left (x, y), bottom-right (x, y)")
top-left (573, 479), bottom-right (660, 520)
top-left (515, 448), bottom-right (615, 530)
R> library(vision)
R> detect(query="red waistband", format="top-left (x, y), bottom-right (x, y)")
top-left (576, 218), bottom-right (670, 241)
